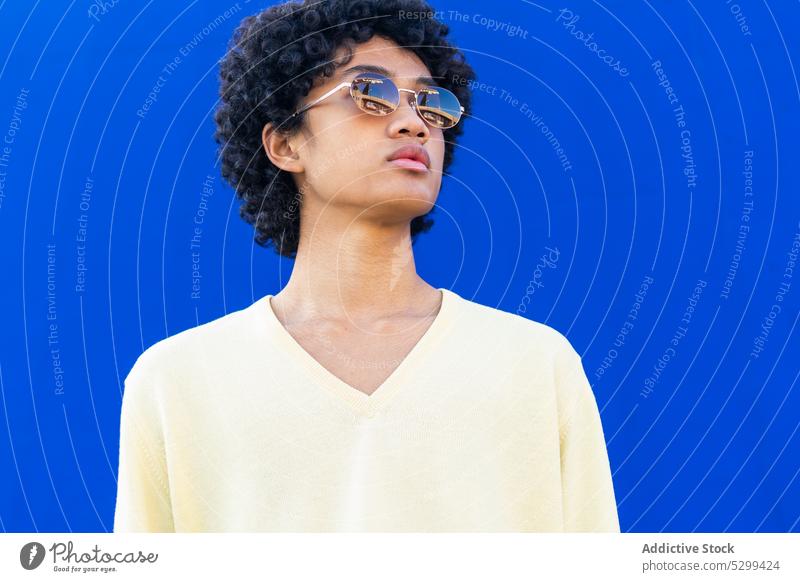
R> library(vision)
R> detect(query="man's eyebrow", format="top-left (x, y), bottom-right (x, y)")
top-left (338, 64), bottom-right (437, 86)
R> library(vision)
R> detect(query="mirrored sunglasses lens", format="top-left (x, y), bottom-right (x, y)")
top-left (351, 74), bottom-right (399, 115)
top-left (416, 87), bottom-right (462, 128)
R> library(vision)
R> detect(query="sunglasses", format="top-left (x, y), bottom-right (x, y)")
top-left (290, 72), bottom-right (464, 129)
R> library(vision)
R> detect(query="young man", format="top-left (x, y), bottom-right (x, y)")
top-left (114, 0), bottom-right (620, 532)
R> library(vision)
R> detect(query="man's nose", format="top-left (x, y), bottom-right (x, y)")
top-left (389, 92), bottom-right (429, 138)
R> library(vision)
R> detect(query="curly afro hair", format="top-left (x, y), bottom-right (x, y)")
top-left (213, 0), bottom-right (476, 258)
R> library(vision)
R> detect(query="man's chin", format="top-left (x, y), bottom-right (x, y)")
top-left (354, 196), bottom-right (436, 224)
top-left (377, 196), bottom-right (436, 217)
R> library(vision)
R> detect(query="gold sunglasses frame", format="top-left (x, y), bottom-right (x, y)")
top-left (289, 73), bottom-right (464, 129)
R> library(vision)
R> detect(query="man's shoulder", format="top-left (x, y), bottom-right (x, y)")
top-left (453, 292), bottom-right (571, 352)
top-left (449, 291), bottom-right (584, 391)
top-left (126, 298), bottom-right (262, 383)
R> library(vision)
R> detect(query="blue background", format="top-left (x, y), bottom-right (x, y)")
top-left (0, 0), bottom-right (798, 532)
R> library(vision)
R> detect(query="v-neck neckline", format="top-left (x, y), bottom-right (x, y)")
top-left (253, 288), bottom-right (457, 417)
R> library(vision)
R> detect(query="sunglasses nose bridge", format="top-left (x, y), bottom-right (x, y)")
top-left (397, 87), bottom-right (417, 107)
top-left (396, 87), bottom-right (426, 121)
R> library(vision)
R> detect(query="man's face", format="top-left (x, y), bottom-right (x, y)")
top-left (289, 35), bottom-right (446, 228)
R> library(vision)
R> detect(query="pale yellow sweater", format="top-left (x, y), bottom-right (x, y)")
top-left (113, 288), bottom-right (620, 532)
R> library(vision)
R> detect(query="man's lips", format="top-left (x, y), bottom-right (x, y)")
top-left (387, 145), bottom-right (430, 172)
top-left (388, 158), bottom-right (428, 172)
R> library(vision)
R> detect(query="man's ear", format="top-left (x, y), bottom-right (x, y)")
top-left (261, 122), bottom-right (303, 173)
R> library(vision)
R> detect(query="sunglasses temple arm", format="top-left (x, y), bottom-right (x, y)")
top-left (291, 81), bottom-right (351, 118)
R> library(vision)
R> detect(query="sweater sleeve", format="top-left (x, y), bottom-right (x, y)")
top-left (556, 339), bottom-right (620, 532)
top-left (113, 356), bottom-right (175, 532)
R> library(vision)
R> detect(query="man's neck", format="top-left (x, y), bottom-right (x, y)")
top-left (272, 220), bottom-right (438, 324)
